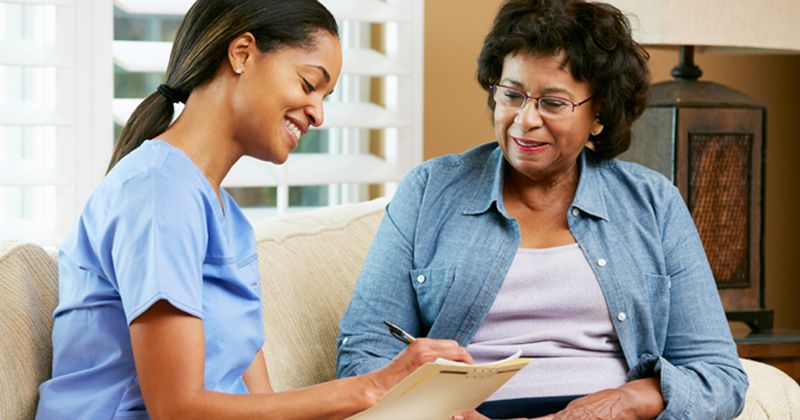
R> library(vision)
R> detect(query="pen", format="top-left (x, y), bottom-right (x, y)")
top-left (383, 320), bottom-right (416, 344)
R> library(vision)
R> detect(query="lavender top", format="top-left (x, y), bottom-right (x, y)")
top-left (468, 244), bottom-right (627, 400)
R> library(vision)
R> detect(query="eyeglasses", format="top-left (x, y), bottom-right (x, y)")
top-left (491, 84), bottom-right (592, 119)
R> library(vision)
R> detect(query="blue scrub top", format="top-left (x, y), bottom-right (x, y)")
top-left (37, 140), bottom-right (265, 419)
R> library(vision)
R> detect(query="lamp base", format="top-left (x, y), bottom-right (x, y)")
top-left (623, 79), bottom-right (769, 326)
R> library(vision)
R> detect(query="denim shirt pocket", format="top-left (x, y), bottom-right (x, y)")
top-left (644, 273), bottom-right (671, 350)
top-left (409, 266), bottom-right (457, 328)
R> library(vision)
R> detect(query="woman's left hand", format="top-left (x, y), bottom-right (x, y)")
top-left (532, 377), bottom-right (664, 420)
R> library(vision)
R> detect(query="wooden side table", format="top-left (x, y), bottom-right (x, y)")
top-left (733, 327), bottom-right (800, 383)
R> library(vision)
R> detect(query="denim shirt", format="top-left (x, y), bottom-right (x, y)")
top-left (336, 142), bottom-right (747, 419)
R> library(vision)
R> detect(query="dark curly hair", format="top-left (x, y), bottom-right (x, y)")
top-left (477, 0), bottom-right (650, 159)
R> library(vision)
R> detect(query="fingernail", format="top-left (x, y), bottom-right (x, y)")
top-left (453, 417), bottom-right (464, 420)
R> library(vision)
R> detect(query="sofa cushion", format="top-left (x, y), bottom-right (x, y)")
top-left (0, 242), bottom-right (58, 419)
top-left (253, 198), bottom-right (387, 391)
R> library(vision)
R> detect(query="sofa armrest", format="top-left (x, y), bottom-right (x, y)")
top-left (0, 241), bottom-right (59, 419)
top-left (736, 358), bottom-right (800, 419)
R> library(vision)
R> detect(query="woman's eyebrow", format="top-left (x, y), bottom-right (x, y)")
top-left (500, 78), bottom-right (524, 88)
top-left (500, 79), bottom-right (572, 96)
top-left (540, 87), bottom-right (572, 96)
top-left (305, 64), bottom-right (331, 83)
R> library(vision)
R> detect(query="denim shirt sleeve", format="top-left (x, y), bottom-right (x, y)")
top-left (626, 184), bottom-right (748, 419)
top-left (335, 167), bottom-right (427, 378)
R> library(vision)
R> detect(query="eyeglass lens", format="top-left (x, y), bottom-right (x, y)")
top-left (493, 85), bottom-right (574, 118)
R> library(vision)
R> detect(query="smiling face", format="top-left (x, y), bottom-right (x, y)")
top-left (230, 31), bottom-right (342, 164)
top-left (494, 51), bottom-right (598, 184)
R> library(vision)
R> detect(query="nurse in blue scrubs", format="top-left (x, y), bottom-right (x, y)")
top-left (35, 1), bottom-right (471, 418)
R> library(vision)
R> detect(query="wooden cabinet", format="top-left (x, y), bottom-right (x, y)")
top-left (734, 328), bottom-right (800, 382)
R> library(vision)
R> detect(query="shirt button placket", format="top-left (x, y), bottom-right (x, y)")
top-left (595, 257), bottom-right (623, 322)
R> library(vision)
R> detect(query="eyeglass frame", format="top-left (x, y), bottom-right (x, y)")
top-left (490, 84), bottom-right (593, 118)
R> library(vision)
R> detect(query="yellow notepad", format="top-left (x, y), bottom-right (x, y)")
top-left (349, 352), bottom-right (532, 420)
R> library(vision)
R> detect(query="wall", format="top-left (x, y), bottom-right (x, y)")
top-left (424, 0), bottom-right (800, 330)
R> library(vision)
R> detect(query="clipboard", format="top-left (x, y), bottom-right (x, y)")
top-left (349, 352), bottom-right (532, 420)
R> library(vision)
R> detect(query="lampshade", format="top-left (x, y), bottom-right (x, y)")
top-left (603, 0), bottom-right (800, 54)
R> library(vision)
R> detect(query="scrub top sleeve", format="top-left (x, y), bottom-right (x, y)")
top-left (107, 170), bottom-right (208, 325)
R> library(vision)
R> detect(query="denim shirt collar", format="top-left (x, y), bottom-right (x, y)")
top-left (461, 146), bottom-right (508, 217)
top-left (462, 145), bottom-right (609, 221)
top-left (572, 150), bottom-right (610, 221)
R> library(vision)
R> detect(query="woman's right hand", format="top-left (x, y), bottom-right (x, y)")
top-left (365, 338), bottom-right (473, 402)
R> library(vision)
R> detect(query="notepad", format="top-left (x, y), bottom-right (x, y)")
top-left (349, 351), bottom-right (532, 420)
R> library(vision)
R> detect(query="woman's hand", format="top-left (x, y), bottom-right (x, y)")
top-left (532, 378), bottom-right (664, 420)
top-left (452, 410), bottom-right (491, 420)
top-left (365, 338), bottom-right (473, 402)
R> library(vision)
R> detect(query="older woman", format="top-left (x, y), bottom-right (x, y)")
top-left (336, 0), bottom-right (747, 418)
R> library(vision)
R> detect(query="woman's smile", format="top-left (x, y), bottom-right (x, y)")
top-left (283, 117), bottom-right (304, 149)
top-left (511, 136), bottom-right (549, 153)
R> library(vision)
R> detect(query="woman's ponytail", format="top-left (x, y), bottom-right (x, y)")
top-left (106, 91), bottom-right (178, 173)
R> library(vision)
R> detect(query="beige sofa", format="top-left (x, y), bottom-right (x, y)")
top-left (2, 198), bottom-right (798, 419)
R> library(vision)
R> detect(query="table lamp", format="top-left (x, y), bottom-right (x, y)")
top-left (603, 0), bottom-right (800, 331)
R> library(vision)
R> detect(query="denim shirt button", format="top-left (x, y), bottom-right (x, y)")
top-left (416, 274), bottom-right (426, 284)
top-left (597, 258), bottom-right (607, 267)
top-left (572, 208), bottom-right (580, 217)
top-left (342, 337), bottom-right (349, 345)
top-left (617, 312), bottom-right (627, 322)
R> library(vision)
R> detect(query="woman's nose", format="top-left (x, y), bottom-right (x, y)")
top-left (306, 99), bottom-right (325, 127)
top-left (514, 100), bottom-right (544, 130)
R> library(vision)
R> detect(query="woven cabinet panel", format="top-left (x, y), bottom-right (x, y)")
top-left (688, 133), bottom-right (752, 287)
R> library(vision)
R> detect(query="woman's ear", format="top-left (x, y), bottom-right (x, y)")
top-left (227, 32), bottom-right (256, 76)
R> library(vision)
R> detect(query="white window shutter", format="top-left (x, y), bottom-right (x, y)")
top-left (0, 0), bottom-right (112, 245)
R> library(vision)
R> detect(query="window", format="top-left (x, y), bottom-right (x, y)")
top-left (0, 0), bottom-right (112, 245)
top-left (1, 0), bottom-right (423, 245)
